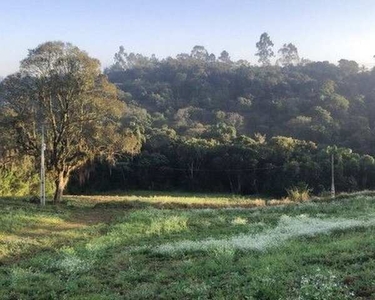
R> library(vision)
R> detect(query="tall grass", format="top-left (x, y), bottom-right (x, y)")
top-left (286, 184), bottom-right (312, 202)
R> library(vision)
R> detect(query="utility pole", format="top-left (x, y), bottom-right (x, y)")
top-left (40, 125), bottom-right (46, 206)
top-left (331, 153), bottom-right (335, 198)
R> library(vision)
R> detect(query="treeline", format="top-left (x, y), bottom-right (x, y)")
top-left (69, 134), bottom-right (375, 196)
top-left (2, 35), bottom-right (375, 199)
top-left (68, 34), bottom-right (375, 196)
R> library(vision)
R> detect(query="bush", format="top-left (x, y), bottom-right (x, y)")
top-left (286, 184), bottom-right (312, 202)
top-left (0, 158), bottom-right (54, 197)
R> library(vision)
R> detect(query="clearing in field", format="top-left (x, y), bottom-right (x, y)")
top-left (1, 192), bottom-right (375, 299)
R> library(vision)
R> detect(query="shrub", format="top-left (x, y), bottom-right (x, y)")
top-left (0, 158), bottom-right (54, 197)
top-left (286, 184), bottom-right (312, 202)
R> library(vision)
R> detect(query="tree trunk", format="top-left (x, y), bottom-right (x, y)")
top-left (331, 154), bottom-right (335, 198)
top-left (362, 174), bottom-right (368, 190)
top-left (237, 173), bottom-right (242, 194)
top-left (228, 176), bottom-right (234, 194)
top-left (188, 162), bottom-right (195, 190)
top-left (54, 171), bottom-right (69, 203)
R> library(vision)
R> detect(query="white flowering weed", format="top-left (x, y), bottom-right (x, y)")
top-left (54, 247), bottom-right (91, 274)
top-left (56, 255), bottom-right (89, 274)
top-left (296, 268), bottom-right (354, 299)
top-left (154, 214), bottom-right (375, 255)
top-left (231, 217), bottom-right (248, 225)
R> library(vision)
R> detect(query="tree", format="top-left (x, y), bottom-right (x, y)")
top-left (112, 45), bottom-right (128, 70)
top-left (218, 50), bottom-right (231, 63)
top-left (320, 80), bottom-right (349, 113)
top-left (177, 138), bottom-right (216, 188)
top-left (208, 53), bottom-right (216, 63)
top-left (110, 46), bottom-right (155, 71)
top-left (338, 59), bottom-right (359, 76)
top-left (326, 145), bottom-right (353, 194)
top-left (190, 46), bottom-right (209, 61)
top-left (277, 43), bottom-right (300, 66)
top-left (359, 155), bottom-right (375, 188)
top-left (255, 32), bottom-right (275, 65)
top-left (0, 41), bottom-right (141, 202)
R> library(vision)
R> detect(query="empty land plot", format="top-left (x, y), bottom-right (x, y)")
top-left (1, 193), bottom-right (375, 299)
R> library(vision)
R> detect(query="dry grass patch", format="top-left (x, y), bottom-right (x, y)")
top-left (65, 192), bottom-right (271, 209)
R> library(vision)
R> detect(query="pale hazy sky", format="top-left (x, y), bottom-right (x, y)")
top-left (1, 0), bottom-right (375, 77)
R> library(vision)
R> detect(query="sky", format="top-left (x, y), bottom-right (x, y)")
top-left (1, 0), bottom-right (375, 77)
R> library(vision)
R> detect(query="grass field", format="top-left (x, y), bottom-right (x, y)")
top-left (1, 192), bottom-right (375, 299)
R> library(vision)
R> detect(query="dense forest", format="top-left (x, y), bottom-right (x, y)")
top-left (2, 34), bottom-right (375, 198)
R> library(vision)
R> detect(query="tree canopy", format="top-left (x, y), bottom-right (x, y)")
top-left (0, 41), bottom-right (141, 201)
top-left (2, 37), bottom-right (375, 199)
top-left (255, 32), bottom-right (275, 65)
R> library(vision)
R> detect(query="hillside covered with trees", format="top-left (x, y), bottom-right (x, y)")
top-left (2, 34), bottom-right (375, 198)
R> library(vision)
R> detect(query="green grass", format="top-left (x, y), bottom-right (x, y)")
top-left (1, 192), bottom-right (375, 299)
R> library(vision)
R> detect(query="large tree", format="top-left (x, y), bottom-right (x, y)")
top-left (190, 45), bottom-right (209, 61)
top-left (338, 59), bottom-right (359, 76)
top-left (0, 41), bottom-right (141, 202)
top-left (255, 32), bottom-right (275, 65)
top-left (218, 50), bottom-right (231, 63)
top-left (277, 43), bottom-right (300, 66)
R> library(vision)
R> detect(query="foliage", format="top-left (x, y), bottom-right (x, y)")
top-left (69, 135), bottom-right (375, 197)
top-left (0, 157), bottom-right (54, 197)
top-left (297, 269), bottom-right (353, 300)
top-left (105, 42), bottom-right (374, 157)
top-left (3, 38), bottom-right (375, 198)
top-left (286, 184), bottom-right (312, 202)
top-left (278, 43), bottom-right (300, 66)
top-left (85, 40), bottom-right (375, 197)
top-left (0, 42), bottom-right (142, 201)
top-left (255, 32), bottom-right (275, 65)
